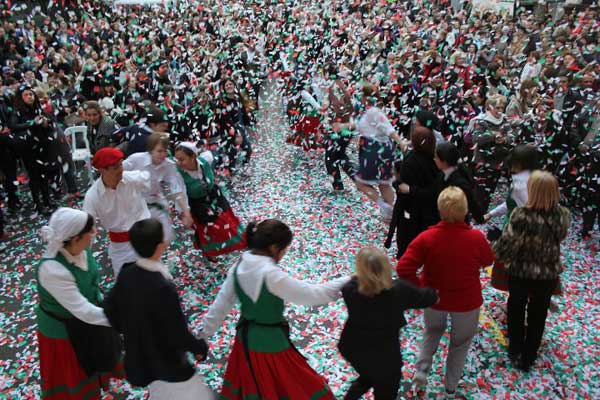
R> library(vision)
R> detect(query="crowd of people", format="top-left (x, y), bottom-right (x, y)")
top-left (0, 0), bottom-right (598, 398)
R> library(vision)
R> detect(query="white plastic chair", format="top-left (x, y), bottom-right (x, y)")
top-left (65, 126), bottom-right (93, 184)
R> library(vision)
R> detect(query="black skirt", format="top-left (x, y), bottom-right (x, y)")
top-left (356, 136), bottom-right (395, 184)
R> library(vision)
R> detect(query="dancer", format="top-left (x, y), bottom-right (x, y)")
top-left (37, 208), bottom-right (123, 399)
top-left (173, 142), bottom-right (246, 262)
top-left (493, 171), bottom-right (570, 371)
top-left (104, 218), bottom-right (212, 399)
top-left (397, 187), bottom-right (494, 396)
top-left (83, 147), bottom-right (151, 275)
top-left (339, 246), bottom-right (437, 400)
top-left (200, 219), bottom-right (348, 399)
top-left (123, 133), bottom-right (193, 244)
top-left (324, 65), bottom-right (356, 191)
top-left (352, 83), bottom-right (406, 220)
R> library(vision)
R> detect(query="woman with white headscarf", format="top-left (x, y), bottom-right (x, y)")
top-left (37, 207), bottom-right (123, 399)
top-left (173, 142), bottom-right (247, 263)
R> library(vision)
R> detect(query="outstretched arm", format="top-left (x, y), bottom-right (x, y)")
top-left (199, 267), bottom-right (238, 338)
top-left (265, 269), bottom-right (350, 306)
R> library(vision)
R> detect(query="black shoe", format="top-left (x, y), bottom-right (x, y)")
top-left (205, 255), bottom-right (219, 264)
top-left (508, 352), bottom-right (520, 368)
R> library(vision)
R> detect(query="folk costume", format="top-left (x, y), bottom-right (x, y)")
top-left (37, 208), bottom-right (123, 400)
top-left (287, 88), bottom-right (324, 151)
top-left (83, 148), bottom-right (151, 275)
top-left (104, 258), bottom-right (213, 400)
top-left (176, 143), bottom-right (246, 257)
top-left (123, 152), bottom-right (188, 245)
top-left (201, 251), bottom-right (348, 399)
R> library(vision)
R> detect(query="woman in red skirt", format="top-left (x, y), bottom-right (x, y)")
top-left (200, 219), bottom-right (349, 399)
top-left (37, 207), bottom-right (123, 399)
top-left (174, 142), bottom-right (246, 262)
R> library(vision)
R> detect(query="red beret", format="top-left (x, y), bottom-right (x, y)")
top-left (92, 148), bottom-right (124, 169)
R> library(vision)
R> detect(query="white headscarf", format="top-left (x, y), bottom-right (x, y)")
top-left (40, 208), bottom-right (90, 257)
top-left (176, 141), bottom-right (200, 155)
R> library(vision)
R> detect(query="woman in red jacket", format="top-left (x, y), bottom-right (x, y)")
top-left (396, 187), bottom-right (494, 397)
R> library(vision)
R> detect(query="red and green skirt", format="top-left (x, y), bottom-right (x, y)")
top-left (38, 331), bottom-right (125, 399)
top-left (491, 259), bottom-right (562, 295)
top-left (288, 115), bottom-right (324, 151)
top-left (221, 337), bottom-right (334, 400)
top-left (192, 208), bottom-right (246, 257)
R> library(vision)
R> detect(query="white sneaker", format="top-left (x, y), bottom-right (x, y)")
top-left (413, 370), bottom-right (427, 390)
top-left (377, 199), bottom-right (393, 223)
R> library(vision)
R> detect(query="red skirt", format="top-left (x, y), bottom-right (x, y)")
top-left (491, 259), bottom-right (562, 295)
top-left (38, 331), bottom-right (125, 400)
top-left (220, 338), bottom-right (334, 400)
top-left (287, 116), bottom-right (324, 151)
top-left (192, 208), bottom-right (246, 257)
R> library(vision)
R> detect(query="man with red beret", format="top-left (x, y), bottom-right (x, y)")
top-left (83, 147), bottom-right (151, 275)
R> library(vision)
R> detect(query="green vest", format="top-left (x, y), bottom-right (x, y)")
top-left (36, 249), bottom-right (101, 339)
top-left (233, 264), bottom-right (290, 353)
top-left (176, 157), bottom-right (215, 199)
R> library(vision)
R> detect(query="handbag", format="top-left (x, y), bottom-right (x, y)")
top-left (41, 306), bottom-right (122, 377)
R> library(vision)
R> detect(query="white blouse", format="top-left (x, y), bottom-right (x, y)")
top-left (39, 249), bottom-right (110, 327)
top-left (200, 251), bottom-right (349, 338)
top-left (83, 170), bottom-right (151, 233)
top-left (123, 152), bottom-right (187, 206)
top-left (489, 170), bottom-right (531, 218)
top-left (357, 106), bottom-right (395, 142)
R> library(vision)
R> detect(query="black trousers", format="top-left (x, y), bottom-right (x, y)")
top-left (325, 135), bottom-right (355, 190)
top-left (22, 158), bottom-right (51, 208)
top-left (0, 149), bottom-right (18, 203)
top-left (507, 275), bottom-right (557, 367)
top-left (474, 164), bottom-right (502, 213)
top-left (344, 374), bottom-right (400, 400)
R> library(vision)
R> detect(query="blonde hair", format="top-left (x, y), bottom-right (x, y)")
top-left (355, 247), bottom-right (393, 297)
top-left (527, 170), bottom-right (560, 211)
top-left (437, 186), bottom-right (468, 223)
top-left (485, 94), bottom-right (507, 111)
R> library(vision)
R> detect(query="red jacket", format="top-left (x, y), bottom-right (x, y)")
top-left (396, 221), bottom-right (494, 312)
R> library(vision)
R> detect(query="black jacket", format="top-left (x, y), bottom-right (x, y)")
top-left (385, 151), bottom-right (441, 258)
top-left (338, 277), bottom-right (437, 377)
top-left (104, 262), bottom-right (207, 387)
top-left (443, 166), bottom-right (485, 225)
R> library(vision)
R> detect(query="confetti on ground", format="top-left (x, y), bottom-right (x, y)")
top-left (1, 85), bottom-right (599, 400)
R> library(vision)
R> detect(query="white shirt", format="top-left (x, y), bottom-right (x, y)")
top-left (200, 251), bottom-right (349, 338)
top-left (123, 152), bottom-right (187, 206)
top-left (83, 170), bottom-right (151, 233)
top-left (443, 166), bottom-right (458, 182)
top-left (136, 257), bottom-right (173, 280)
top-left (39, 249), bottom-right (110, 327)
top-left (489, 170), bottom-right (531, 218)
top-left (357, 106), bottom-right (395, 143)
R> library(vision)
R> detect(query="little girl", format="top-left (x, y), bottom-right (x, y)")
top-left (338, 247), bottom-right (437, 399)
